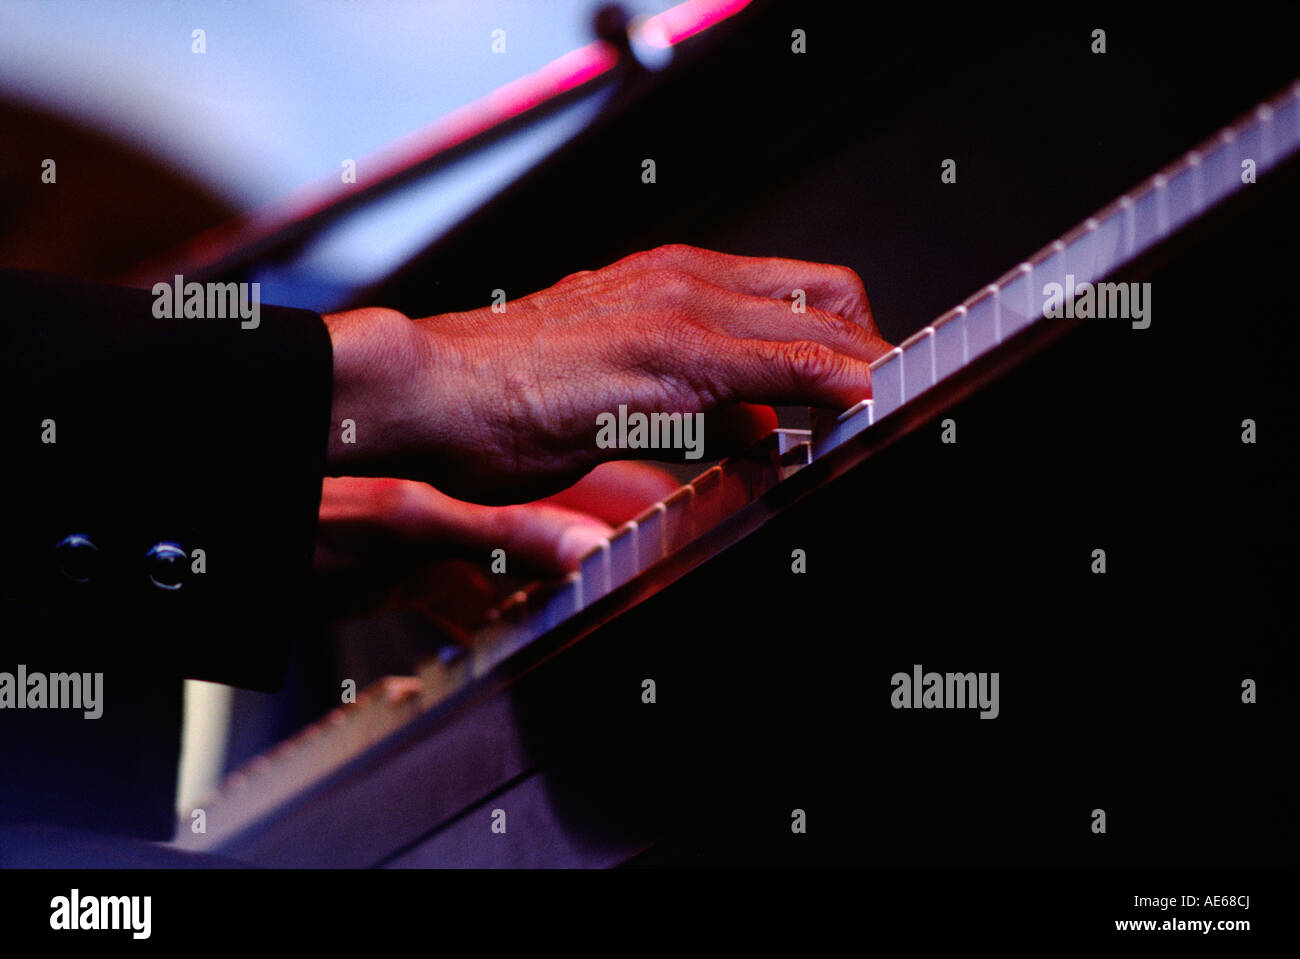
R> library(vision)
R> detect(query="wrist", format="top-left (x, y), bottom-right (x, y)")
top-left (321, 307), bottom-right (433, 477)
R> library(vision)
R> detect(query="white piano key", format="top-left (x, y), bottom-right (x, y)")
top-left (778, 439), bottom-right (811, 480)
top-left (607, 520), bottom-right (638, 591)
top-left (775, 428), bottom-right (812, 457)
top-left (1265, 85), bottom-right (1300, 169)
top-left (1200, 129), bottom-right (1242, 209)
top-left (633, 501), bottom-right (665, 571)
top-left (1185, 151), bottom-right (1206, 218)
top-left (661, 485), bottom-right (695, 552)
top-left (1278, 81), bottom-right (1300, 149)
top-left (537, 572), bottom-right (581, 633)
top-left (931, 307), bottom-right (967, 380)
top-left (470, 621), bottom-right (504, 677)
top-left (837, 398), bottom-right (871, 422)
top-left (690, 466), bottom-right (724, 535)
top-left (821, 397), bottom-right (863, 454)
top-left (994, 263), bottom-right (1036, 337)
top-left (1030, 239), bottom-right (1066, 309)
top-left (759, 428), bottom-right (806, 478)
top-left (1162, 160), bottom-right (1200, 234)
top-left (839, 397), bottom-right (873, 438)
top-left (416, 648), bottom-right (467, 710)
top-left (1130, 180), bottom-right (1163, 248)
top-left (1232, 116), bottom-right (1264, 178)
top-left (473, 590), bottom-right (531, 676)
top-left (1061, 221), bottom-right (1098, 286)
top-left (811, 398), bottom-right (872, 458)
top-left (962, 285), bottom-right (1000, 359)
top-left (577, 539), bottom-right (611, 607)
top-left (899, 327), bottom-right (936, 402)
top-left (1118, 194), bottom-right (1137, 260)
top-left (1090, 203), bottom-right (1127, 280)
top-left (869, 348), bottom-right (904, 420)
top-left (1254, 105), bottom-right (1279, 169)
top-left (806, 407), bottom-right (836, 453)
top-left (1153, 173), bottom-right (1171, 235)
top-left (810, 399), bottom-right (865, 458)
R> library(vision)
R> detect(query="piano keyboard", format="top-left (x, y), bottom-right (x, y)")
top-left (171, 78), bottom-right (1300, 855)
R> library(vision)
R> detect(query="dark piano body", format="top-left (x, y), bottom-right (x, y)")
top-left (176, 4), bottom-right (1299, 867)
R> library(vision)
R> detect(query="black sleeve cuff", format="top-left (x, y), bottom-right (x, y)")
top-left (0, 269), bottom-right (333, 691)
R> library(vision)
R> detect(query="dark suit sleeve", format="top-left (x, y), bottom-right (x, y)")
top-left (0, 268), bottom-right (334, 692)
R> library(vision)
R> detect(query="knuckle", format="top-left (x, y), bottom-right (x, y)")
top-left (635, 243), bottom-right (715, 275)
top-left (781, 339), bottom-right (840, 383)
top-left (827, 265), bottom-right (873, 320)
top-left (646, 242), bottom-right (698, 262)
top-left (633, 245), bottom-right (678, 270)
top-left (623, 268), bottom-right (669, 299)
top-left (651, 267), bottom-right (704, 297)
top-left (645, 319), bottom-right (723, 394)
top-left (631, 310), bottom-right (684, 360)
top-left (675, 315), bottom-right (718, 354)
top-left (829, 263), bottom-right (864, 287)
top-left (823, 262), bottom-right (867, 294)
top-left (808, 307), bottom-right (858, 341)
top-left (378, 479), bottom-right (424, 523)
top-left (650, 311), bottom-right (710, 358)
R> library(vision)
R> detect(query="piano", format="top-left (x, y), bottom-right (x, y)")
top-left (170, 69), bottom-right (1300, 866)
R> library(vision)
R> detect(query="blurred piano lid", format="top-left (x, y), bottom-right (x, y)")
top-left (0, 0), bottom-right (751, 308)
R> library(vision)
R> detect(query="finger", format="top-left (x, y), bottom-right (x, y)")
top-left (702, 402), bottom-right (778, 454)
top-left (540, 460), bottom-right (681, 524)
top-left (375, 482), bottom-right (616, 574)
top-left (580, 404), bottom-right (778, 469)
top-left (614, 244), bottom-right (879, 335)
top-left (313, 477), bottom-right (446, 578)
top-left (688, 290), bottom-right (892, 363)
top-left (488, 504), bottom-right (614, 575)
top-left (682, 334), bottom-right (876, 412)
top-left (319, 477), bottom-right (611, 574)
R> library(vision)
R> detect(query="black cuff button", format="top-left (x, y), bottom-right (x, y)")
top-left (146, 541), bottom-right (187, 591)
top-left (55, 534), bottom-right (100, 584)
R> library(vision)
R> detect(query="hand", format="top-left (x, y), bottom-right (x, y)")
top-left (323, 244), bottom-right (892, 503)
top-left (313, 461), bottom-right (680, 623)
